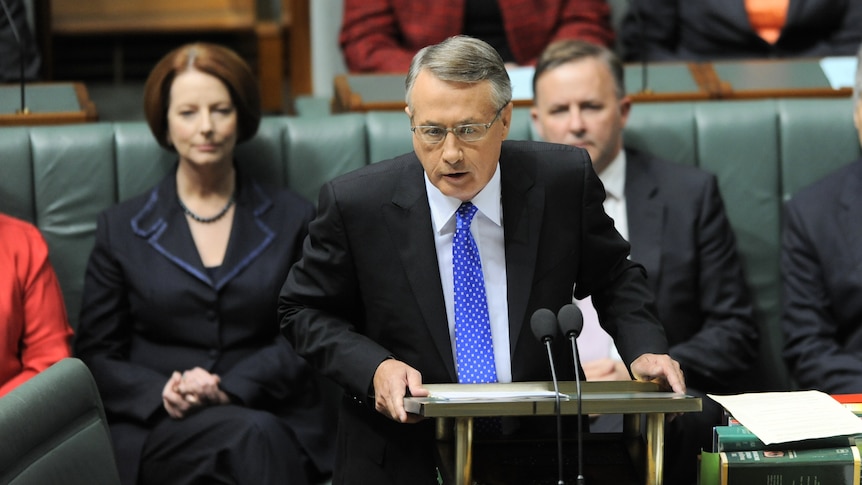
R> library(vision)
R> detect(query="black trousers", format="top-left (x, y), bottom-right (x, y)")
top-left (138, 405), bottom-right (309, 485)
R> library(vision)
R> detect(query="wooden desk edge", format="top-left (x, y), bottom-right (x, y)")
top-left (0, 82), bottom-right (98, 126)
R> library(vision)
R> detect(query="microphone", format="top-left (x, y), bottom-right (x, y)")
top-left (530, 308), bottom-right (564, 485)
top-left (558, 303), bottom-right (586, 485)
top-left (0, 0), bottom-right (28, 114)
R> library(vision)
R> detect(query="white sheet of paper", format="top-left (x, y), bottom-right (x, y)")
top-left (819, 56), bottom-right (857, 89)
top-left (429, 390), bottom-right (561, 401)
top-left (708, 390), bottom-right (862, 445)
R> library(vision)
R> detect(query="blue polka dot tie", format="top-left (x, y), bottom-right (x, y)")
top-left (453, 202), bottom-right (498, 384)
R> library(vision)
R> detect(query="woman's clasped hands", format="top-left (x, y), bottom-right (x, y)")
top-left (162, 366), bottom-right (231, 419)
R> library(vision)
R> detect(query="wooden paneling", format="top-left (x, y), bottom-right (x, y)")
top-left (47, 0), bottom-right (300, 113)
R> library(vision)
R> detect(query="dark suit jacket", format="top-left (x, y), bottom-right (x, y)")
top-left (782, 159), bottom-right (862, 393)
top-left (339, 0), bottom-right (614, 72)
top-left (279, 140), bottom-right (669, 484)
top-left (75, 166), bottom-right (334, 483)
top-left (621, 0), bottom-right (862, 61)
top-left (625, 149), bottom-right (757, 392)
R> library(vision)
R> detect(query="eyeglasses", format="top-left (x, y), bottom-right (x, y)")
top-left (410, 106), bottom-right (504, 144)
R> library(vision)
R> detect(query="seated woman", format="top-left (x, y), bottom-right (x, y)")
top-left (74, 42), bottom-right (334, 485)
top-left (0, 212), bottom-right (72, 397)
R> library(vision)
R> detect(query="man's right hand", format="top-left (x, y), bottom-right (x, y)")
top-left (372, 359), bottom-right (429, 423)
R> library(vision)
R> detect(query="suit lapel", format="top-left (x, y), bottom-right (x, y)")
top-left (383, 157), bottom-right (457, 381)
top-left (131, 168), bottom-right (275, 290)
top-left (784, 0), bottom-right (803, 28)
top-left (131, 173), bottom-right (209, 285)
top-left (216, 180), bottom-right (276, 291)
top-left (499, 152), bottom-right (541, 358)
top-left (624, 149), bottom-right (663, 284)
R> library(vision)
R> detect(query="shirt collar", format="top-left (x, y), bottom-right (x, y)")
top-left (598, 149), bottom-right (627, 200)
top-left (425, 163), bottom-right (502, 234)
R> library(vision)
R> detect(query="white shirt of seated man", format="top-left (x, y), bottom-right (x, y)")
top-left (576, 150), bottom-right (631, 382)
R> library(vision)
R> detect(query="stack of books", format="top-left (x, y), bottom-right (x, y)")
top-left (698, 393), bottom-right (862, 485)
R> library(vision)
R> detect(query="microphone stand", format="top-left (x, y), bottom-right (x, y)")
top-left (531, 308), bottom-right (565, 485)
top-left (543, 338), bottom-right (564, 485)
top-left (569, 336), bottom-right (585, 485)
top-left (558, 303), bottom-right (585, 484)
top-left (0, 0), bottom-right (29, 114)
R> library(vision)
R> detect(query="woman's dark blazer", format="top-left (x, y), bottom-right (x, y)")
top-left (75, 165), bottom-right (334, 483)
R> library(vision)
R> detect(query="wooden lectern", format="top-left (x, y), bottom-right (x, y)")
top-left (405, 380), bottom-right (701, 485)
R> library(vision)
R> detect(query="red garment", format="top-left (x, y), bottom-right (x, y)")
top-left (745, 0), bottom-right (790, 44)
top-left (0, 214), bottom-right (72, 397)
top-left (340, 0), bottom-right (614, 73)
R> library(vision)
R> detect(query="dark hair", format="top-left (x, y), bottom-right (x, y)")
top-left (533, 40), bottom-right (625, 101)
top-left (143, 42), bottom-right (261, 150)
top-left (405, 35), bottom-right (512, 112)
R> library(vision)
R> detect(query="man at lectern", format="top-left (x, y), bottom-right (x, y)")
top-left (279, 35), bottom-right (685, 484)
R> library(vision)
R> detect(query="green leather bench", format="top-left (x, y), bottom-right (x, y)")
top-left (0, 99), bottom-right (858, 393)
top-left (0, 358), bottom-right (121, 484)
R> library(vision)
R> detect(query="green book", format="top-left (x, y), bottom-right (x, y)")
top-left (719, 447), bottom-right (861, 485)
top-left (714, 425), bottom-right (859, 452)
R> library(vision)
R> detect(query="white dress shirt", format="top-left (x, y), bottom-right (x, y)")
top-left (425, 164), bottom-right (512, 383)
top-left (576, 151), bottom-right (627, 363)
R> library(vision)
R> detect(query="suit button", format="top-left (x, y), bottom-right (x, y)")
top-left (206, 310), bottom-right (217, 321)
top-left (208, 349), bottom-right (219, 358)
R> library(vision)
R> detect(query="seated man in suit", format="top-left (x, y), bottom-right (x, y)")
top-left (781, 44), bottom-right (862, 395)
top-left (620, 0), bottom-right (862, 62)
top-left (280, 35), bottom-right (685, 484)
top-left (530, 39), bottom-right (759, 484)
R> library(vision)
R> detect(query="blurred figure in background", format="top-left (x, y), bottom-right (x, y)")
top-left (340, 0), bottom-right (614, 73)
top-left (0, 0), bottom-right (41, 81)
top-left (621, 0), bottom-right (862, 62)
top-left (781, 43), bottom-right (862, 395)
top-left (531, 39), bottom-right (758, 485)
top-left (0, 212), bottom-right (72, 397)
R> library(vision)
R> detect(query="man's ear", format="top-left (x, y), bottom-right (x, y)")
top-left (499, 102), bottom-right (514, 139)
top-left (619, 96), bottom-right (632, 127)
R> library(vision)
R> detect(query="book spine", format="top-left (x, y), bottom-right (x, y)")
top-left (720, 448), bottom-right (861, 485)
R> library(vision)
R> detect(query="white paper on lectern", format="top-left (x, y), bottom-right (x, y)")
top-left (708, 390), bottom-right (862, 445)
top-left (429, 390), bottom-right (561, 401)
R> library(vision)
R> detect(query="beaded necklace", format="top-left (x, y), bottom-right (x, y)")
top-left (178, 193), bottom-right (235, 223)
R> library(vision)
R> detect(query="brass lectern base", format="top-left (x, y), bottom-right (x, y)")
top-left (438, 434), bottom-right (641, 485)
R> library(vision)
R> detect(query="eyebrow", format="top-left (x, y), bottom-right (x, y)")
top-left (412, 114), bottom-right (488, 126)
